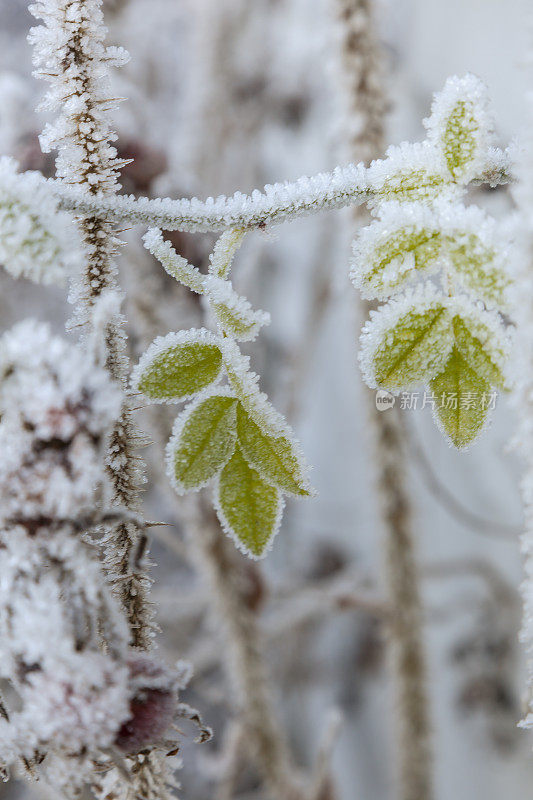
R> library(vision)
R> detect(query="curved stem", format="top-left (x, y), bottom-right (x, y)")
top-left (51, 153), bottom-right (509, 234)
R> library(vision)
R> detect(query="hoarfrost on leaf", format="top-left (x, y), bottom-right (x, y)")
top-left (166, 389), bottom-right (238, 494)
top-left (214, 444), bottom-right (284, 560)
top-left (131, 329), bottom-right (224, 404)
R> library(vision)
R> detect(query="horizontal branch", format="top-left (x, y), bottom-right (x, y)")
top-left (53, 163), bottom-right (369, 232)
top-left (51, 152), bottom-right (511, 234)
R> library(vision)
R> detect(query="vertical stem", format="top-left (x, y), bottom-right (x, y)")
top-left (181, 495), bottom-right (303, 800)
top-left (335, 2), bottom-right (433, 798)
top-left (370, 404), bottom-right (432, 800)
top-left (30, 0), bottom-right (153, 649)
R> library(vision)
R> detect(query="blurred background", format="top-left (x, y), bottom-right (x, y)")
top-left (0, 1), bottom-right (531, 798)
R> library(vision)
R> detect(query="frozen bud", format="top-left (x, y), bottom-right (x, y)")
top-left (114, 656), bottom-right (179, 754)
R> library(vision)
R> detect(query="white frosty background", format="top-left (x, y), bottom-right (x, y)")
top-left (0, 0), bottom-right (532, 799)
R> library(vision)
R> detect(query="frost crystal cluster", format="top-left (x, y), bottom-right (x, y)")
top-left (352, 75), bottom-right (512, 448)
top-left (132, 229), bottom-right (314, 558)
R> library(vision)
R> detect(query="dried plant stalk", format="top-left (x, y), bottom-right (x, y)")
top-left (335, 1), bottom-right (433, 797)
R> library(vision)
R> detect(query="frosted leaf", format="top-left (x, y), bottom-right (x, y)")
top-left (445, 208), bottom-right (509, 309)
top-left (131, 329), bottom-right (224, 404)
top-left (143, 228), bottom-right (205, 294)
top-left (450, 296), bottom-right (511, 389)
top-left (0, 157), bottom-right (80, 285)
top-left (165, 390), bottom-right (238, 494)
top-left (351, 202), bottom-right (442, 299)
top-left (424, 74), bottom-right (494, 184)
top-left (214, 443), bottom-right (284, 560)
top-left (204, 275), bottom-right (270, 341)
top-left (236, 404), bottom-right (313, 497)
top-left (430, 348), bottom-right (491, 449)
top-left (209, 228), bottom-right (246, 279)
top-left (359, 285), bottom-right (453, 391)
top-left (220, 338), bottom-right (289, 437)
top-left (351, 200), bottom-right (510, 307)
top-left (367, 142), bottom-right (456, 211)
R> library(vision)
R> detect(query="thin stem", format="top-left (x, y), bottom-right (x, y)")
top-left (181, 495), bottom-right (304, 800)
top-left (335, 0), bottom-right (433, 797)
top-left (51, 153), bottom-right (510, 234)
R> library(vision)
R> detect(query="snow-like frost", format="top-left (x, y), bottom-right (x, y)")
top-left (0, 157), bottom-right (81, 285)
top-left (143, 228), bottom-right (205, 293)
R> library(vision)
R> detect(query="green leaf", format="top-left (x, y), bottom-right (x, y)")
top-left (215, 444), bottom-right (283, 559)
top-left (375, 168), bottom-right (447, 205)
top-left (167, 394), bottom-right (238, 492)
top-left (211, 302), bottom-right (262, 340)
top-left (371, 302), bottom-right (452, 390)
top-left (447, 234), bottom-right (509, 308)
top-left (133, 331), bottom-right (223, 402)
top-left (357, 226), bottom-right (441, 297)
top-left (442, 100), bottom-right (478, 182)
top-left (430, 347), bottom-right (491, 448)
top-left (236, 404), bottom-right (311, 497)
top-left (452, 315), bottom-right (507, 389)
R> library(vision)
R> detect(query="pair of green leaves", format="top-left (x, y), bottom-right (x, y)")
top-left (364, 295), bottom-right (509, 448)
top-left (166, 392), bottom-right (310, 558)
top-left (353, 208), bottom-right (508, 310)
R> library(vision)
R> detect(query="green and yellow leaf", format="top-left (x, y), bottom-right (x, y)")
top-left (430, 347), bottom-right (491, 449)
top-left (424, 74), bottom-right (493, 184)
top-left (447, 234), bottom-right (509, 309)
top-left (361, 291), bottom-right (453, 391)
top-left (215, 444), bottom-right (284, 559)
top-left (352, 219), bottom-right (441, 299)
top-left (236, 404), bottom-right (312, 497)
top-left (451, 311), bottom-right (508, 390)
top-left (132, 329), bottom-right (223, 403)
top-left (166, 392), bottom-right (238, 493)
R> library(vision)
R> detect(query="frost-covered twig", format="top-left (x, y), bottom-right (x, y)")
top-left (51, 150), bottom-right (510, 233)
top-left (29, 0), bottom-right (153, 649)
